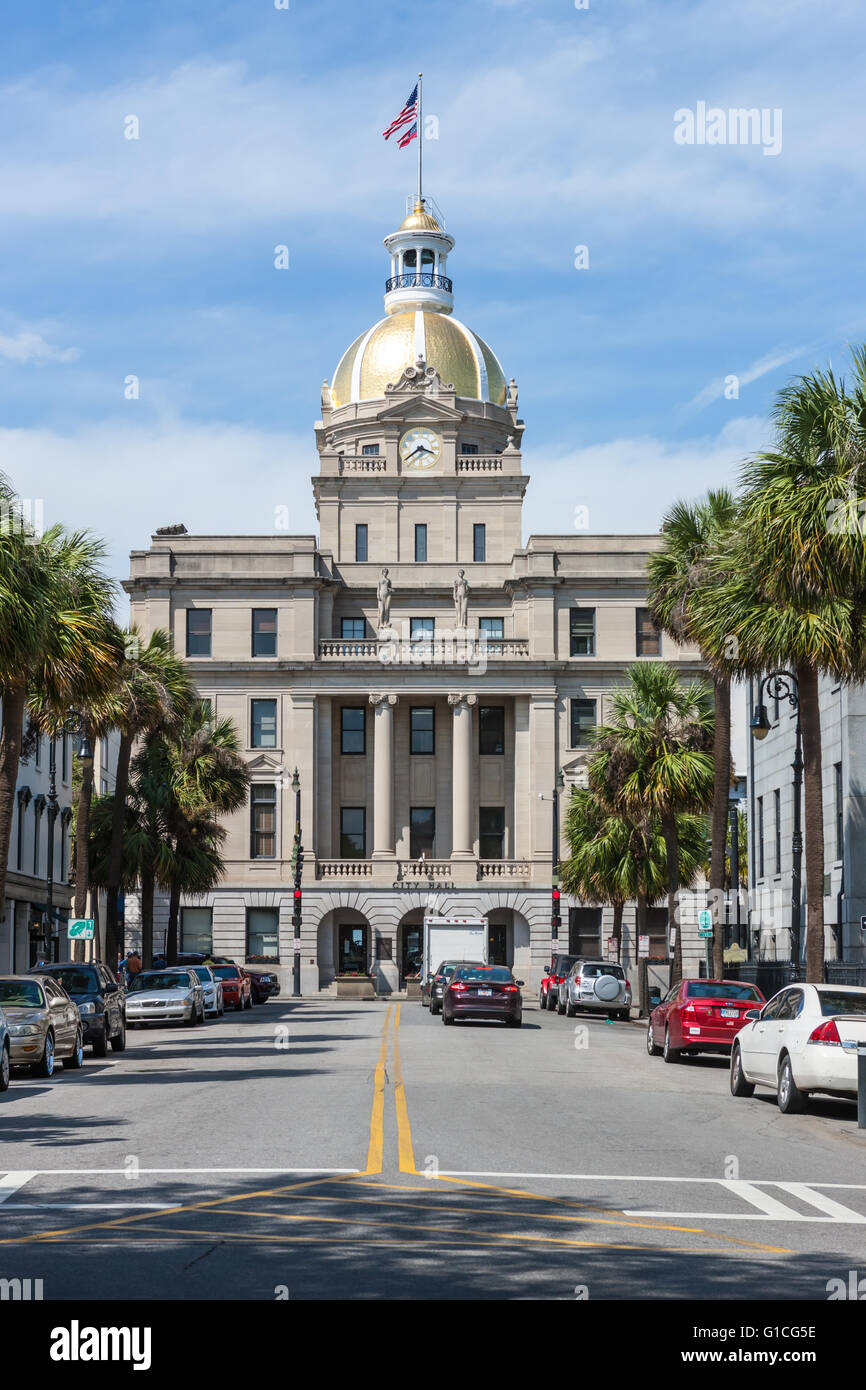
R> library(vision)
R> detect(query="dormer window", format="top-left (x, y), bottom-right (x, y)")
top-left (361, 444), bottom-right (380, 456)
top-left (460, 443), bottom-right (479, 455)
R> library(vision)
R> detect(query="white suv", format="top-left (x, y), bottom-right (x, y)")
top-left (557, 959), bottom-right (631, 1021)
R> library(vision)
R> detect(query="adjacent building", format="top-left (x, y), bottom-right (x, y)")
top-left (125, 195), bottom-right (706, 994)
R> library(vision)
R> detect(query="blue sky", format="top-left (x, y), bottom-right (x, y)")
top-left (2, 0), bottom-right (865, 584)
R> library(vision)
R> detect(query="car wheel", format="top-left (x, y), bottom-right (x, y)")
top-left (235, 999), bottom-right (244, 1011)
top-left (442, 1010), bottom-right (454, 1026)
top-left (430, 999), bottom-right (440, 1016)
top-left (186, 1006), bottom-right (198, 1028)
top-left (548, 990), bottom-right (558, 1011)
top-left (92, 1021), bottom-right (109, 1057)
top-left (37, 1032), bottom-right (55, 1078)
top-left (565, 998), bottom-right (575, 1018)
top-left (250, 992), bottom-right (258, 1007)
top-left (646, 1023), bottom-right (662, 1057)
top-left (777, 1054), bottom-right (807, 1114)
top-left (556, 994), bottom-right (566, 1015)
top-left (730, 1044), bottom-right (755, 1097)
top-left (507, 1015), bottom-right (522, 1028)
top-left (110, 1018), bottom-right (127, 1053)
top-left (63, 1028), bottom-right (84, 1070)
top-left (662, 1027), bottom-right (680, 1064)
top-left (0, 1043), bottom-right (9, 1092)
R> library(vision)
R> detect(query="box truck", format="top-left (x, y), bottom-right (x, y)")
top-left (422, 915), bottom-right (488, 984)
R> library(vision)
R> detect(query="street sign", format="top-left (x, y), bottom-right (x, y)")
top-left (638, 935), bottom-right (650, 958)
top-left (698, 909), bottom-right (713, 939)
top-left (68, 919), bottom-right (94, 940)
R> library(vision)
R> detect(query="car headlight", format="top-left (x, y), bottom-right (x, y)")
top-left (10, 1023), bottom-right (41, 1036)
top-left (79, 1002), bottom-right (96, 1015)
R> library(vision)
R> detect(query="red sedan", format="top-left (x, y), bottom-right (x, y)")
top-left (211, 964), bottom-right (252, 1012)
top-left (442, 965), bottom-right (523, 1028)
top-left (647, 978), bottom-right (765, 1063)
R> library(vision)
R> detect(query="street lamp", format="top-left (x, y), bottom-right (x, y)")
top-left (291, 767), bottom-right (302, 998)
top-left (750, 671), bottom-right (802, 966)
top-left (45, 708), bottom-right (92, 961)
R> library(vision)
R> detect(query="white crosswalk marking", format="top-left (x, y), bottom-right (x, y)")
top-left (0, 1172), bottom-right (37, 1203)
top-left (776, 1182), bottom-right (866, 1224)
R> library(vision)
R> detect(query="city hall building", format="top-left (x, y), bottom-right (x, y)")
top-left (125, 197), bottom-right (703, 994)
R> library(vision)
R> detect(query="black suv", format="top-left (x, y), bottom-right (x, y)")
top-left (28, 961), bottom-right (126, 1055)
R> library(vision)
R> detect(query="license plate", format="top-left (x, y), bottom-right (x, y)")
top-left (477, 989), bottom-right (492, 996)
top-left (721, 1008), bottom-right (739, 1019)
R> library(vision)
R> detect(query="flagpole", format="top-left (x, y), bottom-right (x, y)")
top-left (417, 71), bottom-right (423, 206)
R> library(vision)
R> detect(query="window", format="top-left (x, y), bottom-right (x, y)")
top-left (774, 788), bottom-right (781, 874)
top-left (473, 523), bottom-right (486, 562)
top-left (340, 807), bottom-right (366, 858)
top-left (355, 524), bottom-right (368, 562)
top-left (410, 617), bottom-right (434, 640)
top-left (252, 609), bottom-right (277, 658)
top-left (341, 707), bottom-right (366, 755)
top-left (835, 762), bottom-right (843, 861)
top-left (414, 524), bottom-right (427, 562)
top-left (34, 733), bottom-right (41, 769)
top-left (646, 906), bottom-right (669, 959)
top-left (61, 732), bottom-right (69, 782)
top-left (569, 608), bottom-right (595, 656)
top-left (33, 797), bottom-right (44, 875)
top-left (479, 617), bottom-right (504, 640)
top-left (181, 907), bottom-right (213, 955)
top-left (460, 443), bottom-right (479, 455)
top-left (339, 924), bottom-right (368, 974)
top-left (341, 617), bottom-right (365, 640)
top-left (250, 784), bottom-right (277, 859)
top-left (361, 443), bottom-right (380, 456)
top-left (479, 705), bottom-right (505, 755)
top-left (251, 699), bottom-right (277, 749)
top-left (410, 707), bottom-right (435, 755)
top-left (568, 907), bottom-right (602, 957)
top-left (410, 807), bottom-right (435, 859)
top-left (186, 609), bottom-right (212, 657)
top-left (636, 608), bottom-right (660, 657)
top-left (757, 796), bottom-right (765, 878)
top-left (479, 806), bottom-right (505, 860)
top-left (247, 907), bottom-right (279, 961)
top-left (59, 816), bottom-right (68, 881)
top-left (570, 698), bottom-right (596, 748)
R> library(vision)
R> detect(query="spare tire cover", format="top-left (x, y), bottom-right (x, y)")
top-left (594, 973), bottom-right (621, 1002)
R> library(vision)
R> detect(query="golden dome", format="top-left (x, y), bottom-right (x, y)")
top-left (398, 202), bottom-right (443, 233)
top-left (331, 311), bottom-right (507, 408)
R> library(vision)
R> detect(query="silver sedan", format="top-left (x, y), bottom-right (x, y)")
top-left (125, 969), bottom-right (206, 1028)
top-left (186, 966), bottom-right (224, 1018)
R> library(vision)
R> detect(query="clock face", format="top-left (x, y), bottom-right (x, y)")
top-left (400, 428), bottom-right (443, 471)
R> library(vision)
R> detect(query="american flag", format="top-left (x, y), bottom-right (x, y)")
top-left (383, 84), bottom-right (418, 143)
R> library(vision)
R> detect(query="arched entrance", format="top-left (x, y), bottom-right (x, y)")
top-left (397, 908), bottom-right (425, 984)
top-left (316, 908), bottom-right (371, 990)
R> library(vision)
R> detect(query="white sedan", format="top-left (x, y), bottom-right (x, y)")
top-left (730, 983), bottom-right (866, 1113)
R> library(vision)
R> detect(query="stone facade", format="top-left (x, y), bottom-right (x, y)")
top-left (124, 197), bottom-right (706, 994)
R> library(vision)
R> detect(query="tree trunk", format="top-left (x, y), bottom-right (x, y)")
top-left (799, 663), bottom-right (825, 984)
top-left (72, 730), bottom-right (95, 964)
top-left (166, 876), bottom-right (181, 966)
top-left (0, 681), bottom-right (27, 925)
top-left (104, 730), bottom-right (132, 965)
top-left (660, 812), bottom-right (681, 980)
top-left (612, 900), bottom-right (624, 961)
top-left (710, 674), bottom-right (731, 978)
top-left (140, 860), bottom-right (154, 971)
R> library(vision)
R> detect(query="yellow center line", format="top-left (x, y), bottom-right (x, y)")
top-left (392, 1004), bottom-right (416, 1174)
top-left (364, 1004), bottom-right (393, 1175)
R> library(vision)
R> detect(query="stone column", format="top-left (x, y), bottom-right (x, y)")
top-left (448, 693), bottom-right (477, 858)
top-left (369, 693), bottom-right (398, 858)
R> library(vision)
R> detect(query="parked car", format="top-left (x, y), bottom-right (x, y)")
top-left (125, 969), bottom-right (205, 1028)
top-left (210, 963), bottom-right (252, 1011)
top-left (183, 966), bottom-right (224, 1018)
top-left (648, 978), bottom-right (765, 1063)
top-left (0, 1004), bottom-right (9, 1092)
top-left (557, 959), bottom-right (631, 1020)
top-left (540, 954), bottom-right (579, 1011)
top-left (0, 975), bottom-right (84, 1076)
top-left (423, 960), bottom-right (485, 1015)
top-left (730, 983), bottom-right (866, 1113)
top-left (28, 961), bottom-right (126, 1056)
top-left (246, 969), bottom-right (280, 1005)
top-left (442, 964), bottom-right (523, 1028)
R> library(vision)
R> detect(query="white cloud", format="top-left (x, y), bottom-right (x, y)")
top-left (0, 330), bottom-right (79, 365)
top-left (684, 344), bottom-right (811, 415)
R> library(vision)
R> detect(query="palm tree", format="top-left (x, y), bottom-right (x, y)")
top-left (591, 663), bottom-right (715, 979)
top-left (689, 352), bottom-right (866, 982)
top-left (647, 490), bottom-right (739, 977)
top-left (101, 629), bottom-right (193, 965)
top-left (0, 485), bottom-right (117, 922)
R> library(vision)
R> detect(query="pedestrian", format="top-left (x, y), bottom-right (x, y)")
top-left (127, 949), bottom-right (142, 978)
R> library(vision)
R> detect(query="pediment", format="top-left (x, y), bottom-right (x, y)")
top-left (376, 394), bottom-right (464, 425)
top-left (246, 753), bottom-right (285, 775)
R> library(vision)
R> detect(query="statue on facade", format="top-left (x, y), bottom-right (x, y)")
top-left (377, 568), bottom-right (393, 632)
top-left (453, 569), bottom-right (470, 629)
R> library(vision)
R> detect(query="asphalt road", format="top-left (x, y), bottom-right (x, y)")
top-left (1, 996), bottom-right (865, 1301)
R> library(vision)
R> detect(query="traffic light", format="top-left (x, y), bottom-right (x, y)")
top-left (292, 887), bottom-right (302, 930)
top-left (551, 887), bottom-right (561, 935)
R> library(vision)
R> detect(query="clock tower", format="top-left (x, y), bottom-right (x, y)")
top-left (313, 196), bottom-right (527, 568)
